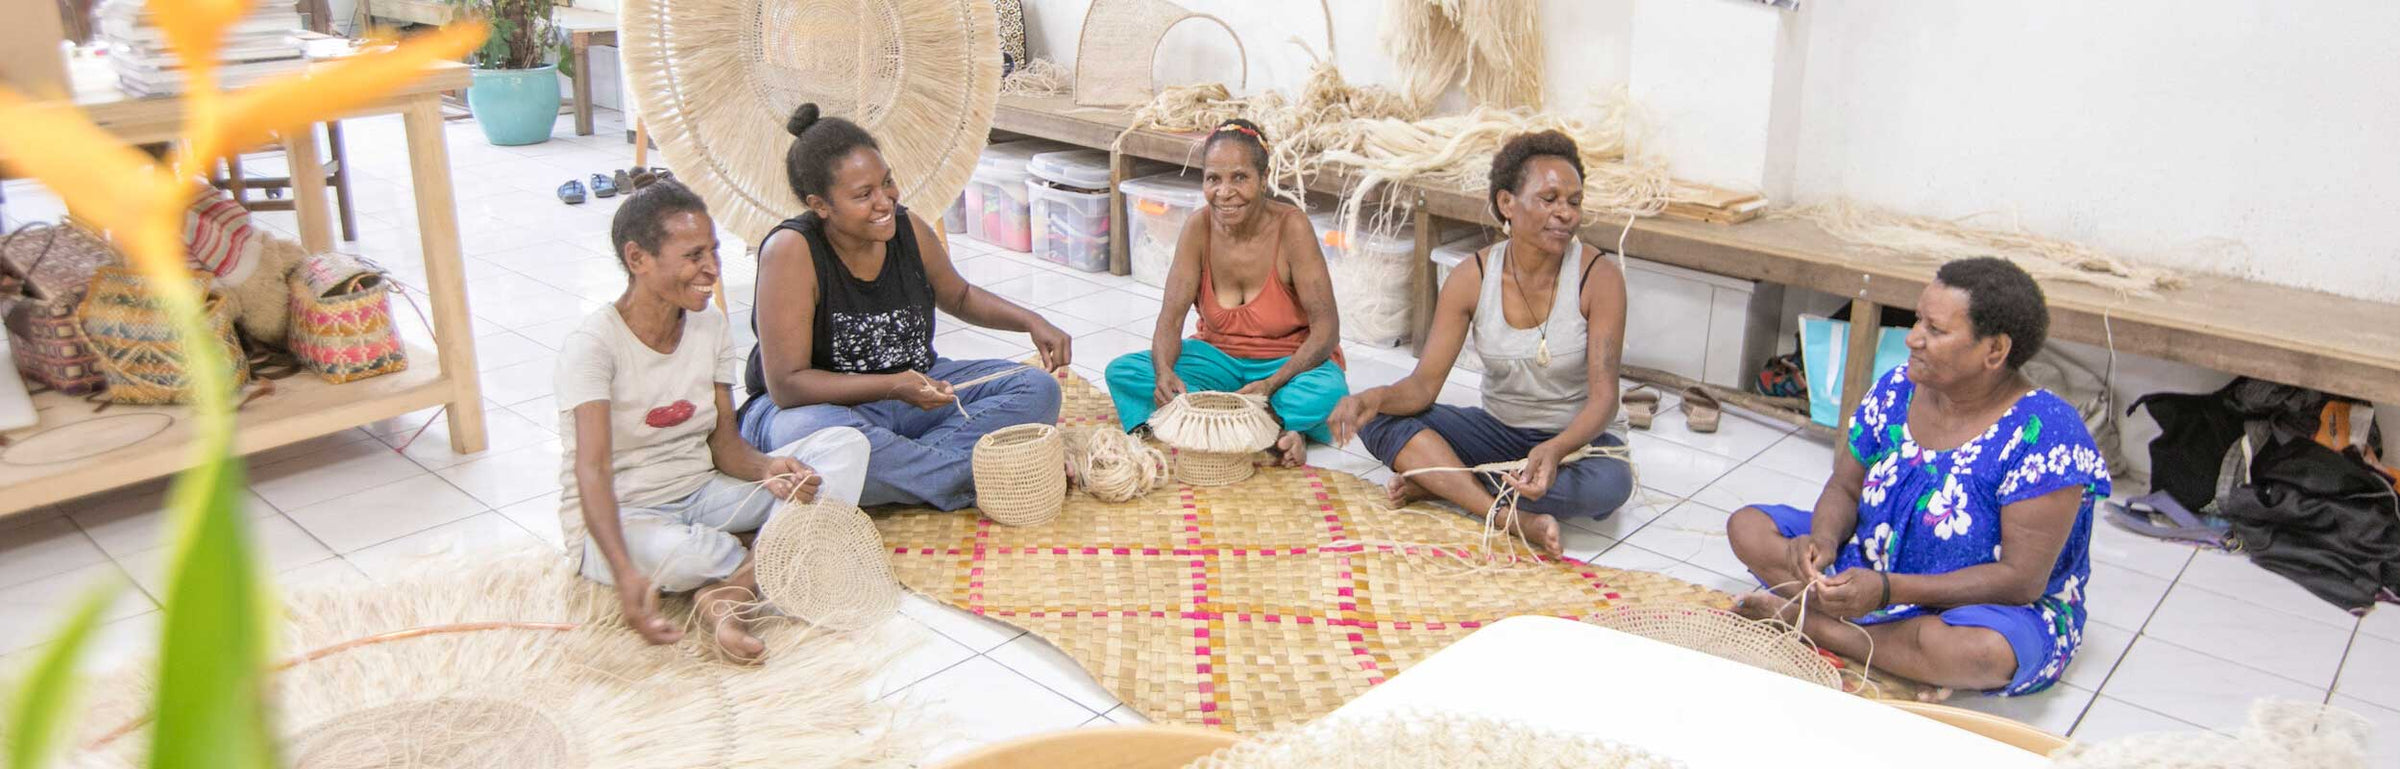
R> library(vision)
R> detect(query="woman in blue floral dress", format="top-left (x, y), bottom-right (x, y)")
top-left (1728, 257), bottom-right (2109, 697)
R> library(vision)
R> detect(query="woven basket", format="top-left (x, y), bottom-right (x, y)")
top-left (751, 497), bottom-right (902, 630)
top-left (286, 258), bottom-right (406, 384)
top-left (75, 266), bottom-right (247, 405)
top-left (1172, 448), bottom-right (1256, 487)
top-left (972, 423), bottom-right (1067, 526)
top-left (5, 287), bottom-right (105, 394)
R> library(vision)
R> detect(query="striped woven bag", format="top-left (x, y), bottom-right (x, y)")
top-left (285, 253), bottom-right (405, 384)
top-left (74, 266), bottom-right (249, 404)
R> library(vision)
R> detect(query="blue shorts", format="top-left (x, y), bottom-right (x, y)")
top-left (1752, 503), bottom-right (2071, 696)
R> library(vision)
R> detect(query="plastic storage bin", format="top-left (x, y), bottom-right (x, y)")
top-left (1427, 231), bottom-right (1494, 371)
top-left (964, 140), bottom-right (1067, 252)
top-left (942, 193), bottom-right (967, 233)
top-left (1026, 150), bottom-right (1115, 272)
top-left (1311, 212), bottom-right (1418, 348)
top-left (1118, 171), bottom-right (1206, 288)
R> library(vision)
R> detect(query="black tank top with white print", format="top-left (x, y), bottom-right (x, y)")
top-left (743, 208), bottom-right (936, 404)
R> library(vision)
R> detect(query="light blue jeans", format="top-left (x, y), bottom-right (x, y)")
top-left (738, 358), bottom-right (1062, 511)
top-left (581, 426), bottom-right (870, 592)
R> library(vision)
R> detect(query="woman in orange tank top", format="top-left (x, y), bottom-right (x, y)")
top-left (1104, 119), bottom-right (1350, 467)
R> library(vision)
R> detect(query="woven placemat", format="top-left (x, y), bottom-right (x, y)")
top-left (878, 370), bottom-right (1755, 733)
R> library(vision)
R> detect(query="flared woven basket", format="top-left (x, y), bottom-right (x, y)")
top-left (1149, 391), bottom-right (1276, 488)
top-left (619, 0), bottom-right (1002, 242)
top-left (973, 423), bottom-right (1067, 526)
top-left (752, 497), bottom-right (902, 630)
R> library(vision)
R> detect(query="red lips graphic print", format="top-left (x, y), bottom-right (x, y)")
top-left (644, 399), bottom-right (697, 428)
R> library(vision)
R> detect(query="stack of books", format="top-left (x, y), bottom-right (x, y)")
top-left (97, 0), bottom-right (307, 97)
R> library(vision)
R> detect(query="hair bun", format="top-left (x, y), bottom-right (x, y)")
top-left (787, 104), bottom-right (822, 138)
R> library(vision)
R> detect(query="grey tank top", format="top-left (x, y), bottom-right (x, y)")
top-left (1473, 239), bottom-right (1615, 433)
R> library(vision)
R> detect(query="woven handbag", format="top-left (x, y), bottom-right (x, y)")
top-left (75, 266), bottom-right (248, 405)
top-left (286, 253), bottom-right (405, 384)
top-left (1, 222), bottom-right (114, 394)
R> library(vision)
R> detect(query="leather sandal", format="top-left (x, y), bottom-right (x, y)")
top-left (557, 179), bottom-right (586, 204)
top-left (1621, 386), bottom-right (1660, 430)
top-left (1680, 386), bottom-right (1722, 433)
top-left (613, 168), bottom-right (633, 195)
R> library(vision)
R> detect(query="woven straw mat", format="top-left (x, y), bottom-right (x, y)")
top-left (879, 369), bottom-right (1732, 733)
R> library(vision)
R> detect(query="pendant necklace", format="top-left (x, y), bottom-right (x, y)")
top-left (1507, 256), bottom-right (1553, 366)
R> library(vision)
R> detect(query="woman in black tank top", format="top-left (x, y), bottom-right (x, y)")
top-left (736, 104), bottom-right (1072, 512)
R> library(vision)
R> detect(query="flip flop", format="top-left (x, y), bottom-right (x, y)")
top-left (591, 172), bottom-right (619, 199)
top-left (557, 179), bottom-right (586, 204)
top-left (1680, 386), bottom-right (1722, 433)
top-left (2102, 490), bottom-right (2231, 549)
top-left (1621, 386), bottom-right (1660, 430)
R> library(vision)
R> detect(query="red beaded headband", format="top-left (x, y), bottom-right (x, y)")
top-left (1214, 123), bottom-right (1260, 139)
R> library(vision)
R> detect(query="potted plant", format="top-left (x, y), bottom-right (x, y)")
top-left (451, 0), bottom-right (574, 146)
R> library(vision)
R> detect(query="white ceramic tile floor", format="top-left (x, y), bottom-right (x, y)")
top-left (6, 109), bottom-right (2391, 759)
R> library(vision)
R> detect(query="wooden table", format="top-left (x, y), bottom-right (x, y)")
top-left (990, 93), bottom-right (2400, 413)
top-left (369, 0), bottom-right (616, 137)
top-left (0, 58), bottom-right (487, 516)
top-left (1324, 616), bottom-right (2046, 768)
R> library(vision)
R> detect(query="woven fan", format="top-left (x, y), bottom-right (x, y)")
top-left (752, 497), bottom-right (903, 630)
top-left (619, 0), bottom-right (1002, 241)
top-left (1584, 605), bottom-right (1842, 690)
top-left (1073, 0), bottom-right (1248, 107)
top-left (1149, 391), bottom-right (1278, 487)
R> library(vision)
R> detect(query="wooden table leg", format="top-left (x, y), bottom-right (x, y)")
top-left (570, 32), bottom-right (594, 137)
top-left (402, 96), bottom-right (488, 454)
top-left (631, 120), bottom-right (647, 168)
top-left (1408, 202), bottom-right (1436, 355)
top-left (1838, 298), bottom-right (1880, 430)
top-left (282, 125), bottom-right (334, 254)
top-left (1108, 151), bottom-right (1133, 276)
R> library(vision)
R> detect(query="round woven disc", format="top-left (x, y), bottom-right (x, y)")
top-left (620, 0), bottom-right (1003, 241)
top-left (753, 498), bottom-right (903, 630)
top-left (1586, 605), bottom-right (1841, 689)
top-left (290, 697), bottom-right (575, 769)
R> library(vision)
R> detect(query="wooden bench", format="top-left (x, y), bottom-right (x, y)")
top-left (987, 93), bottom-right (2400, 421)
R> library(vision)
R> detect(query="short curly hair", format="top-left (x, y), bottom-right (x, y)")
top-left (1486, 130), bottom-right (1584, 222)
top-left (783, 103), bottom-right (881, 206)
top-left (608, 179), bottom-right (709, 271)
top-left (1201, 118), bottom-right (1270, 176)
top-left (1935, 257), bottom-right (2049, 369)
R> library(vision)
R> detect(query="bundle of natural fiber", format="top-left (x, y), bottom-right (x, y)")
top-left (1185, 710), bottom-right (1677, 768)
top-left (973, 422), bottom-right (1069, 525)
top-left (1121, 51), bottom-right (1422, 204)
top-left (1584, 605), bottom-right (1841, 691)
top-left (752, 496), bottom-right (903, 630)
top-left (619, 0), bottom-right (1000, 242)
top-left (1382, 0), bottom-right (1545, 111)
top-left (2048, 699), bottom-right (2371, 768)
top-left (999, 57), bottom-right (1072, 97)
top-left (57, 553), bottom-right (937, 768)
top-left (1311, 100), bottom-right (1672, 247)
top-left (1149, 391), bottom-right (1278, 487)
top-left (1776, 200), bottom-right (2186, 296)
top-left (1064, 425), bottom-right (1171, 503)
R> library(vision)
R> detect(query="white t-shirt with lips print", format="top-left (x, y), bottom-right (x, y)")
top-left (552, 304), bottom-right (741, 564)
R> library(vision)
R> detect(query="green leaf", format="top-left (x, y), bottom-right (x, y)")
top-left (147, 454), bottom-right (277, 769)
top-left (5, 582), bottom-right (120, 769)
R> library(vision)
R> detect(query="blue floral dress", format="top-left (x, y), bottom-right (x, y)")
top-left (1752, 365), bottom-right (2110, 695)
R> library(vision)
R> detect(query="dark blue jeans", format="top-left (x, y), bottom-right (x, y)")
top-left (1358, 404), bottom-right (1632, 519)
top-left (739, 358), bottom-right (1061, 511)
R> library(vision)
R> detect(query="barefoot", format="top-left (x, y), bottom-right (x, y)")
top-left (1916, 686), bottom-right (1955, 703)
top-left (1732, 591), bottom-right (1784, 621)
top-left (1385, 474), bottom-right (1431, 506)
top-left (1502, 511), bottom-right (1564, 559)
top-left (697, 587), bottom-right (766, 664)
top-left (1273, 431), bottom-right (1307, 467)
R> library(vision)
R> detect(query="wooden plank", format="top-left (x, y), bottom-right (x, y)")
top-left (990, 96), bottom-right (2400, 404)
top-left (403, 96), bottom-right (488, 454)
top-left (282, 125), bottom-right (335, 253)
top-left (0, 346), bottom-right (455, 515)
top-left (1839, 299), bottom-right (1880, 430)
top-left (1109, 151), bottom-right (1134, 275)
top-left (569, 31), bottom-right (595, 136)
top-left (1409, 202), bottom-right (1435, 355)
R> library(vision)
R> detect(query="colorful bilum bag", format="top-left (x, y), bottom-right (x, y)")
top-left (286, 252), bottom-right (406, 384)
top-left (1, 222), bottom-right (116, 394)
top-left (75, 265), bottom-right (249, 405)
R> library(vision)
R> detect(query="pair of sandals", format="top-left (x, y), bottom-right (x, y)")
top-left (2103, 491), bottom-right (2233, 549)
top-left (1621, 385), bottom-right (1721, 433)
top-left (557, 167), bottom-right (674, 204)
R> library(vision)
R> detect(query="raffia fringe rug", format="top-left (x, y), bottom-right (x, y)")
top-left (880, 371), bottom-right (1736, 733)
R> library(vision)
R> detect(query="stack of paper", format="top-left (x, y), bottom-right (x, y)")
top-left (97, 0), bottom-right (306, 96)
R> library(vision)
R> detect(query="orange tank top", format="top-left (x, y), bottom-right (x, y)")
top-left (1193, 220), bottom-right (1346, 369)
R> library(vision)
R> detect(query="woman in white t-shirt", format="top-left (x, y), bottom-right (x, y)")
top-left (555, 181), bottom-right (869, 662)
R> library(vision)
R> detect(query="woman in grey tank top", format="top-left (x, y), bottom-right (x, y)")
top-left (1325, 131), bottom-right (1635, 559)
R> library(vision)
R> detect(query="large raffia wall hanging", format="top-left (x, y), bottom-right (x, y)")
top-left (1073, 0), bottom-right (1249, 107)
top-left (58, 554), bottom-right (940, 768)
top-left (619, 0), bottom-right (1002, 241)
top-left (1383, 0), bottom-right (1545, 111)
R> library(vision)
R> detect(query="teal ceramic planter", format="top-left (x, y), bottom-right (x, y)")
top-left (467, 64), bottom-right (561, 146)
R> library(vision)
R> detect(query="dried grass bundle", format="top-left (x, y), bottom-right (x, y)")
top-left (1064, 426), bottom-right (1171, 502)
top-left (619, 0), bottom-right (1001, 241)
top-left (2050, 699), bottom-right (2371, 769)
top-left (999, 57), bottom-right (1072, 97)
top-left (1381, 0), bottom-right (1545, 111)
top-left (1189, 710), bottom-right (1678, 768)
top-left (1777, 199), bottom-right (2186, 296)
top-left (1148, 391), bottom-right (1280, 454)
